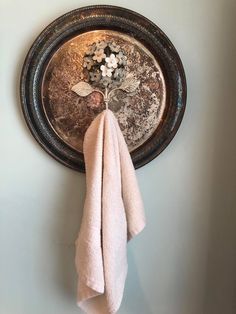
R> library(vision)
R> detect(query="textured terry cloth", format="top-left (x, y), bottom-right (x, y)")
top-left (75, 109), bottom-right (146, 314)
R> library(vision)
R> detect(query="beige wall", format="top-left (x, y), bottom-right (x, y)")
top-left (0, 0), bottom-right (236, 313)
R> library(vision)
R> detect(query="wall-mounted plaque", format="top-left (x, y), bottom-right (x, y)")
top-left (20, 5), bottom-right (186, 172)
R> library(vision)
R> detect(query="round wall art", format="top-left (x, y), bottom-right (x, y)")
top-left (20, 5), bottom-right (187, 172)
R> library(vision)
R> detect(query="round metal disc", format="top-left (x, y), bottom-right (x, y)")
top-left (20, 5), bottom-right (187, 172)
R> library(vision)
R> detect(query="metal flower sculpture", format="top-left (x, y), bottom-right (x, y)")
top-left (71, 40), bottom-right (140, 108)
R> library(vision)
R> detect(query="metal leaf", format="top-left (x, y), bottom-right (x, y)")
top-left (119, 76), bottom-right (140, 93)
top-left (71, 81), bottom-right (95, 97)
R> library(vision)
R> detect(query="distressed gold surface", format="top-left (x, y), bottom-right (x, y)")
top-left (42, 30), bottom-right (166, 152)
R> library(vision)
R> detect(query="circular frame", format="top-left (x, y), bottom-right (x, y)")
top-left (20, 5), bottom-right (187, 172)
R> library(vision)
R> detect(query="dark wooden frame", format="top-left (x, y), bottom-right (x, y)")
top-left (20, 5), bottom-right (187, 172)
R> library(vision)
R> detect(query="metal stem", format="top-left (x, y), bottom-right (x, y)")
top-left (93, 87), bottom-right (109, 110)
top-left (105, 88), bottom-right (109, 109)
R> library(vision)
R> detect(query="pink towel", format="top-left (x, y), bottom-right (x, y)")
top-left (75, 109), bottom-right (146, 314)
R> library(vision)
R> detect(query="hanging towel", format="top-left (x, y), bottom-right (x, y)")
top-left (75, 109), bottom-right (146, 314)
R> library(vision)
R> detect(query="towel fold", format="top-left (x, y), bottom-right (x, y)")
top-left (75, 109), bottom-right (146, 314)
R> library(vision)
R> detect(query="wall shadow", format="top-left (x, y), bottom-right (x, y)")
top-left (204, 2), bottom-right (236, 313)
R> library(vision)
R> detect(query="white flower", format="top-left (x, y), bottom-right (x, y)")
top-left (105, 54), bottom-right (118, 69)
top-left (116, 51), bottom-right (127, 66)
top-left (90, 71), bottom-right (102, 82)
top-left (114, 68), bottom-right (125, 78)
top-left (108, 42), bottom-right (120, 53)
top-left (96, 40), bottom-right (107, 50)
top-left (100, 65), bottom-right (114, 77)
top-left (83, 56), bottom-right (94, 70)
top-left (93, 49), bottom-right (106, 62)
top-left (101, 76), bottom-right (112, 87)
top-left (85, 43), bottom-right (96, 56)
